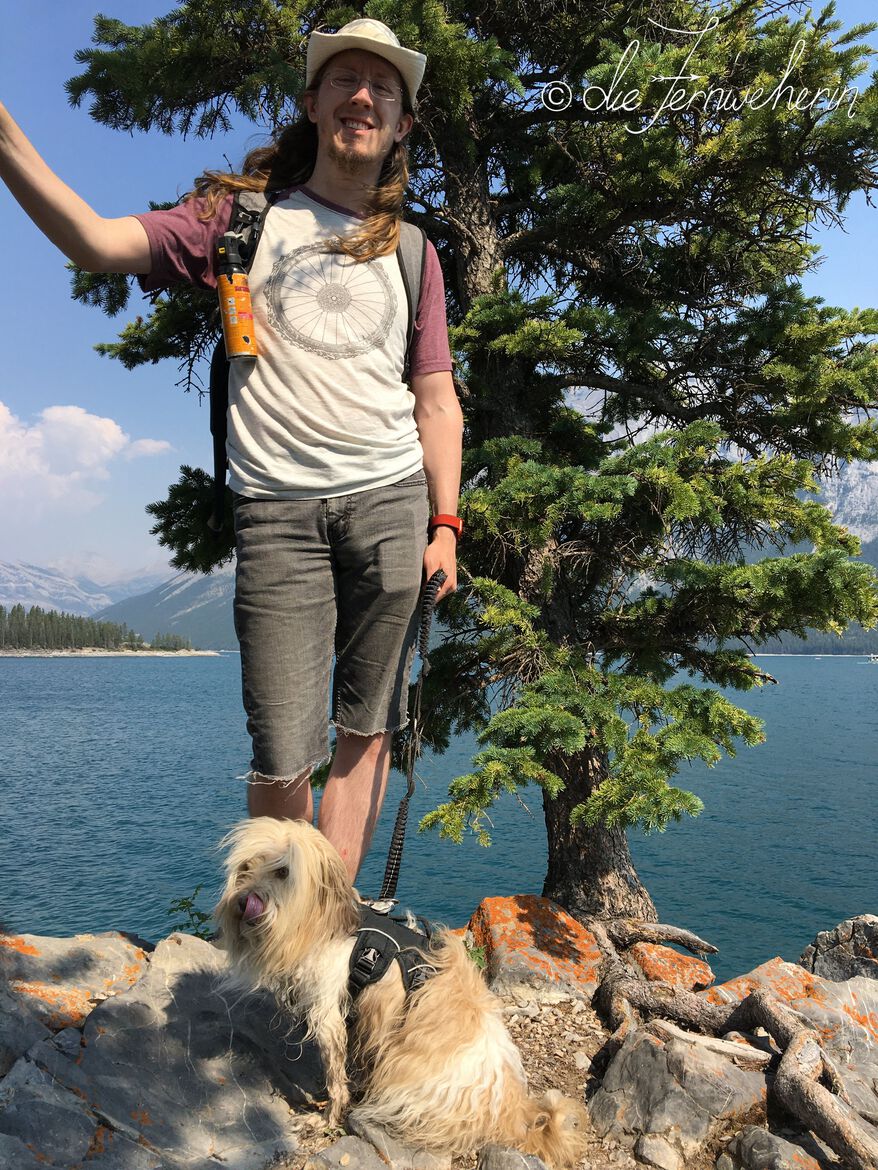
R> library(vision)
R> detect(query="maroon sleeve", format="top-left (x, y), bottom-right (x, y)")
top-left (133, 193), bottom-right (234, 293)
top-left (409, 240), bottom-right (453, 377)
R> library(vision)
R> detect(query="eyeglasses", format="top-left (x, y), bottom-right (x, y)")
top-left (323, 69), bottom-right (403, 104)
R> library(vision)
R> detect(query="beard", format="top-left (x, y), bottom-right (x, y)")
top-left (326, 136), bottom-right (379, 175)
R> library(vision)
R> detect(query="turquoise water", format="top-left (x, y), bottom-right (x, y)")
top-left (1, 653), bottom-right (875, 981)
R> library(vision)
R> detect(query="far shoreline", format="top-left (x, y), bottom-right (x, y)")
top-left (0, 648), bottom-right (220, 658)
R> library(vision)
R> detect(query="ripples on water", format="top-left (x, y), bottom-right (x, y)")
top-left (1, 653), bottom-right (875, 981)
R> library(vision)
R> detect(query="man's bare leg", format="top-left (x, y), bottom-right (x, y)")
top-left (318, 729), bottom-right (393, 882)
top-left (247, 770), bottom-right (314, 822)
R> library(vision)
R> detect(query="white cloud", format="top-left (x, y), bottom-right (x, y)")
top-left (126, 437), bottom-right (173, 459)
top-left (0, 401), bottom-right (171, 510)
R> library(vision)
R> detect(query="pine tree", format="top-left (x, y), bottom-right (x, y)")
top-left (66, 0), bottom-right (878, 920)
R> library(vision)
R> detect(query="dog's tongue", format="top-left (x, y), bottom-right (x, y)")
top-left (242, 892), bottom-right (265, 922)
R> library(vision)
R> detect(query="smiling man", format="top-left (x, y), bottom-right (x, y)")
top-left (0, 19), bottom-right (463, 882)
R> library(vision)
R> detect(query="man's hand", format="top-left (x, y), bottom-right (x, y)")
top-left (423, 526), bottom-right (457, 601)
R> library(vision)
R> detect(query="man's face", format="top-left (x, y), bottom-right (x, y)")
top-left (304, 49), bottom-right (413, 175)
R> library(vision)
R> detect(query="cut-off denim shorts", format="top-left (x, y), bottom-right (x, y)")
top-left (232, 470), bottom-right (430, 783)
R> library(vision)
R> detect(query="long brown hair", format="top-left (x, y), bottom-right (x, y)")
top-left (187, 65), bottom-right (413, 261)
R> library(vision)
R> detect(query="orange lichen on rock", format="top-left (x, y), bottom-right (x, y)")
top-left (701, 957), bottom-right (878, 1053)
top-left (100, 959), bottom-right (145, 996)
top-left (628, 942), bottom-right (715, 990)
top-left (702, 957), bottom-right (796, 1005)
top-left (8, 979), bottom-right (93, 1030)
top-left (839, 997), bottom-right (878, 1042)
top-left (24, 1144), bottom-right (52, 1165)
top-left (469, 895), bottom-right (603, 997)
top-left (0, 935), bottom-right (40, 957)
top-left (86, 1125), bottom-right (114, 1157)
top-left (130, 1109), bottom-right (153, 1127)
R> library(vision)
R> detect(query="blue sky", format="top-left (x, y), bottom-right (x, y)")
top-left (1, 1), bottom-right (876, 581)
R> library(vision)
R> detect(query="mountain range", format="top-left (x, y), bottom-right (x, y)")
top-left (0, 560), bottom-right (173, 619)
top-left (2, 462), bottom-right (876, 652)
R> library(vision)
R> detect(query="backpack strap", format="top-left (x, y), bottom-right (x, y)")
top-left (208, 190), bottom-right (272, 533)
top-left (233, 189), bottom-right (273, 267)
top-left (397, 221), bottom-right (428, 384)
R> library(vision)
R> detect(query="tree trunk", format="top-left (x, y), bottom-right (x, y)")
top-left (438, 117), bottom-right (505, 305)
top-left (541, 752), bottom-right (658, 921)
top-left (438, 125), bottom-right (658, 925)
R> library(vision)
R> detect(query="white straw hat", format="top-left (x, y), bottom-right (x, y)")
top-left (306, 18), bottom-right (426, 102)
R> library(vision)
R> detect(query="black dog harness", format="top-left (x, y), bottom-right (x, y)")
top-left (348, 905), bottom-right (438, 1000)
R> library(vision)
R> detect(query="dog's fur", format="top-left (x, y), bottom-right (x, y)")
top-left (215, 817), bottom-right (587, 1165)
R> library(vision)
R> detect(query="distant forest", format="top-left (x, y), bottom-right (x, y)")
top-left (747, 624), bottom-right (878, 656)
top-left (0, 604), bottom-right (193, 651)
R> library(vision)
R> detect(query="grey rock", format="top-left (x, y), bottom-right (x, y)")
top-left (347, 1115), bottom-right (451, 1170)
top-left (518, 1001), bottom-right (541, 1018)
top-left (0, 1057), bottom-right (97, 1166)
top-left (0, 932), bottom-right (319, 1169)
top-left (715, 1125), bottom-right (830, 1169)
top-left (589, 1027), bottom-right (767, 1158)
top-left (799, 914), bottom-right (878, 981)
top-left (635, 1133), bottom-right (683, 1170)
top-left (593, 955), bottom-right (878, 1169)
top-left (306, 1135), bottom-right (388, 1170)
top-left (0, 930), bottom-right (152, 1031)
top-left (0, 1130), bottom-right (67, 1170)
top-left (477, 1143), bottom-right (548, 1170)
top-left (0, 987), bottom-right (49, 1077)
top-left (746, 967), bottom-right (878, 1120)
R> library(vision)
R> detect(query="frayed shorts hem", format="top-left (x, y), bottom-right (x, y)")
top-left (332, 718), bottom-right (409, 738)
top-left (236, 754), bottom-right (331, 788)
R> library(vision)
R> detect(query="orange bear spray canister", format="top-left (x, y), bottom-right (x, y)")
top-left (217, 233), bottom-right (258, 359)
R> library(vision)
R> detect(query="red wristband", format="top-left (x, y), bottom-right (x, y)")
top-left (429, 514), bottom-right (463, 540)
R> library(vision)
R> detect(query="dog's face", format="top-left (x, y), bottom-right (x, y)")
top-left (215, 817), bottom-right (360, 982)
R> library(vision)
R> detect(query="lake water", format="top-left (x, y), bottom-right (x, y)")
top-left (1, 653), bottom-right (875, 981)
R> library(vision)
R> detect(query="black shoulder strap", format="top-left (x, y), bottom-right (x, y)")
top-left (231, 189), bottom-right (273, 269)
top-left (208, 190), bottom-right (273, 533)
top-left (397, 221), bottom-right (428, 383)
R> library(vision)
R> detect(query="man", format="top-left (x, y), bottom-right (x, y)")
top-left (0, 19), bottom-right (463, 882)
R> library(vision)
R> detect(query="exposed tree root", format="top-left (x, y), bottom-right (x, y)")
top-left (585, 918), bottom-right (878, 1170)
top-left (604, 918), bottom-right (718, 957)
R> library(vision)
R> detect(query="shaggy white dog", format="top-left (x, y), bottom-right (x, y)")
top-left (215, 817), bottom-right (587, 1165)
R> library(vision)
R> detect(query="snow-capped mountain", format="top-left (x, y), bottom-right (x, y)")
top-left (93, 566), bottom-right (237, 650)
top-left (0, 561), bottom-right (108, 616)
top-left (0, 560), bottom-right (174, 617)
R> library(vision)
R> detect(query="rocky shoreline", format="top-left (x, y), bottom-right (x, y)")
top-left (0, 905), bottom-right (875, 1170)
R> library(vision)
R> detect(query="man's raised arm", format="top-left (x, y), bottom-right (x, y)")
top-left (0, 101), bottom-right (151, 274)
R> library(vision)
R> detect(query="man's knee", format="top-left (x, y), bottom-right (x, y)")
top-left (334, 728), bottom-right (392, 762)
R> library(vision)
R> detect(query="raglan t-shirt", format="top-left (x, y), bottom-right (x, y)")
top-left (135, 185), bottom-right (453, 499)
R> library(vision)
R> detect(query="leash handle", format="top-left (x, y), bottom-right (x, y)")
top-left (418, 568), bottom-right (446, 662)
top-left (378, 568), bottom-right (446, 902)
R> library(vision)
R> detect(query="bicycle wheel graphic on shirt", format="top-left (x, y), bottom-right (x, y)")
top-left (264, 243), bottom-right (396, 358)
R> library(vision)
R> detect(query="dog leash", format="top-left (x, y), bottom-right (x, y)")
top-left (377, 567), bottom-right (446, 903)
